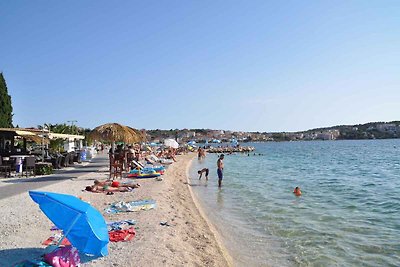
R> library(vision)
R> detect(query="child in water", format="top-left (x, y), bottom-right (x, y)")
top-left (293, 186), bottom-right (302, 196)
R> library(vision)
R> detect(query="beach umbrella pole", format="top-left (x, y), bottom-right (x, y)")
top-left (47, 214), bottom-right (82, 253)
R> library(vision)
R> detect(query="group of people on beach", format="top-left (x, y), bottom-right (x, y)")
top-left (197, 148), bottom-right (301, 194)
top-left (83, 142), bottom-right (184, 195)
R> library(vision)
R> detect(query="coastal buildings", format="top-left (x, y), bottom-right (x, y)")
top-left (146, 121), bottom-right (400, 143)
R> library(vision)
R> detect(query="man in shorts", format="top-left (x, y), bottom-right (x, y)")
top-left (217, 154), bottom-right (224, 187)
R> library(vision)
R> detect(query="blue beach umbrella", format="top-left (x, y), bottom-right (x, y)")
top-left (29, 191), bottom-right (109, 256)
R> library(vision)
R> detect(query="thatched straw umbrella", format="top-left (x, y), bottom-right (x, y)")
top-left (90, 123), bottom-right (142, 179)
top-left (89, 123), bottom-right (142, 147)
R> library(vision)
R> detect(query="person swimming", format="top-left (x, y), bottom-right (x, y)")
top-left (293, 186), bottom-right (302, 196)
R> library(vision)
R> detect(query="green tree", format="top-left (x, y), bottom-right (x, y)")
top-left (39, 123), bottom-right (89, 152)
top-left (0, 73), bottom-right (13, 127)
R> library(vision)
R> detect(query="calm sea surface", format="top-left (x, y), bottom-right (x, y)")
top-left (189, 140), bottom-right (400, 267)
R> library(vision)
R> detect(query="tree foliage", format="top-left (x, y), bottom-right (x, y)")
top-left (39, 123), bottom-right (91, 151)
top-left (39, 123), bottom-right (82, 135)
top-left (0, 73), bottom-right (13, 128)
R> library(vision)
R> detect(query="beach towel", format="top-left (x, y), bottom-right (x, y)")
top-left (108, 227), bottom-right (136, 242)
top-left (104, 200), bottom-right (156, 214)
top-left (43, 246), bottom-right (80, 267)
top-left (106, 219), bottom-right (136, 231)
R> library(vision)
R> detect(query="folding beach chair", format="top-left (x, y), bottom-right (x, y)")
top-left (131, 160), bottom-right (145, 170)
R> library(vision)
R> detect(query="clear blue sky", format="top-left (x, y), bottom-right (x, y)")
top-left (1, 1), bottom-right (399, 132)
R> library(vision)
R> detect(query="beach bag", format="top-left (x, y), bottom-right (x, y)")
top-left (43, 246), bottom-right (80, 267)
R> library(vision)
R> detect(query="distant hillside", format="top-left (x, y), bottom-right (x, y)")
top-left (146, 121), bottom-right (400, 142)
top-left (301, 121), bottom-right (400, 140)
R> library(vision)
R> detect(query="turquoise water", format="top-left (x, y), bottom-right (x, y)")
top-left (189, 140), bottom-right (400, 267)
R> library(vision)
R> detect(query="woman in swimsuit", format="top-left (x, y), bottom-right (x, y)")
top-left (93, 180), bottom-right (140, 188)
top-left (85, 185), bottom-right (130, 193)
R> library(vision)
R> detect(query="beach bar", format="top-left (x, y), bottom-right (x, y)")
top-left (0, 128), bottom-right (42, 156)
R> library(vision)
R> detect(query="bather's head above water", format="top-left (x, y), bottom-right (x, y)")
top-left (293, 186), bottom-right (302, 196)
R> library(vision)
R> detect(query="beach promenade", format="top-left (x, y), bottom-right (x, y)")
top-left (0, 153), bottom-right (230, 266)
top-left (0, 154), bottom-right (108, 200)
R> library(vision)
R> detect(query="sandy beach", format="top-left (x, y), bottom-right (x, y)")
top-left (0, 153), bottom-right (230, 267)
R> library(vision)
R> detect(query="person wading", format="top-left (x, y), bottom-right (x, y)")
top-left (217, 154), bottom-right (224, 188)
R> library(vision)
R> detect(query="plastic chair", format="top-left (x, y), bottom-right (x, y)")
top-left (63, 153), bottom-right (71, 167)
top-left (52, 155), bottom-right (63, 169)
top-left (68, 152), bottom-right (75, 165)
top-left (0, 156), bottom-right (12, 178)
top-left (109, 154), bottom-right (123, 179)
top-left (24, 157), bottom-right (36, 177)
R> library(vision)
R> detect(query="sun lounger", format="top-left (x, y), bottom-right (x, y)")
top-left (160, 158), bottom-right (174, 164)
top-left (145, 156), bottom-right (157, 165)
top-left (149, 154), bottom-right (174, 165)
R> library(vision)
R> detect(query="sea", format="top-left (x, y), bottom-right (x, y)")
top-left (188, 139), bottom-right (400, 267)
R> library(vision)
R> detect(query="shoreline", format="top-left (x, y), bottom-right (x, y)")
top-left (185, 156), bottom-right (234, 267)
top-left (0, 153), bottom-right (230, 266)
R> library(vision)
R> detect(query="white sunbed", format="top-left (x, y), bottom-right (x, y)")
top-left (150, 154), bottom-right (174, 165)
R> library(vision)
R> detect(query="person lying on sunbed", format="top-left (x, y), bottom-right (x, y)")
top-left (93, 179), bottom-right (140, 188)
top-left (166, 148), bottom-right (177, 162)
top-left (157, 150), bottom-right (165, 158)
top-left (145, 156), bottom-right (157, 165)
top-left (85, 185), bottom-right (132, 193)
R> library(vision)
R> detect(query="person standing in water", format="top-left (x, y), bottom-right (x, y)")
top-left (198, 147), bottom-right (202, 160)
top-left (217, 154), bottom-right (224, 187)
top-left (201, 148), bottom-right (206, 159)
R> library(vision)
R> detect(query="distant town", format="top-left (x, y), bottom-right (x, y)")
top-left (146, 121), bottom-right (400, 143)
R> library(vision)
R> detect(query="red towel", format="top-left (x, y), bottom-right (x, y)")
top-left (42, 236), bottom-right (71, 246)
top-left (108, 227), bottom-right (136, 242)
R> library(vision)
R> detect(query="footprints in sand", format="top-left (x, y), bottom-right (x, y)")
top-left (166, 243), bottom-right (176, 252)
